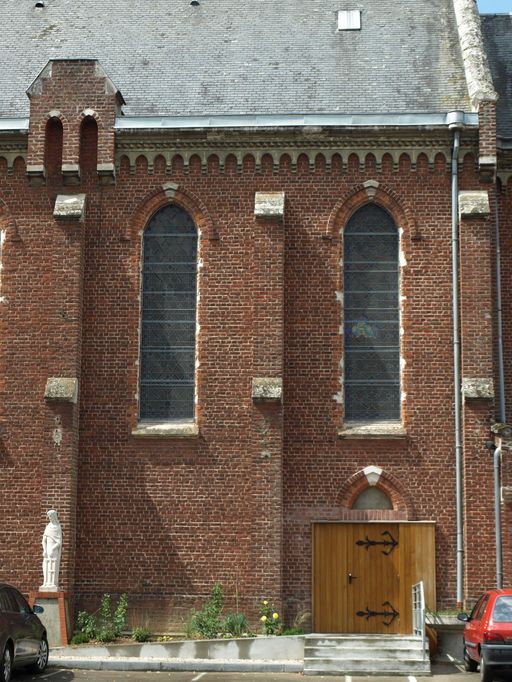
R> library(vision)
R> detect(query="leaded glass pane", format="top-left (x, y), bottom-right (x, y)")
top-left (352, 487), bottom-right (393, 510)
top-left (345, 349), bottom-right (400, 381)
top-left (344, 204), bottom-right (400, 422)
top-left (140, 205), bottom-right (197, 421)
top-left (140, 385), bottom-right (195, 421)
top-left (345, 383), bottom-right (400, 421)
top-left (345, 203), bottom-right (396, 234)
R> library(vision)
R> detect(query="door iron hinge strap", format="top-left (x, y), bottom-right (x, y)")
top-left (355, 530), bottom-right (398, 555)
top-left (356, 601), bottom-right (399, 627)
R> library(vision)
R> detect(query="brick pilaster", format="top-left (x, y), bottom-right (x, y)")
top-left (251, 193), bottom-right (285, 611)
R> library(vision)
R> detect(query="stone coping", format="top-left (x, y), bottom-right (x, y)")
top-left (338, 422), bottom-right (407, 439)
top-left (132, 421), bottom-right (199, 438)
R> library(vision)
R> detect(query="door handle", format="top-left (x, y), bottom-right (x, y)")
top-left (348, 572), bottom-right (358, 584)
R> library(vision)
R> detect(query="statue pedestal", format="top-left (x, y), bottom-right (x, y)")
top-left (29, 591), bottom-right (70, 647)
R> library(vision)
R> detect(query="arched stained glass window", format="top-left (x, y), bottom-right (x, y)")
top-left (140, 204), bottom-right (197, 421)
top-left (344, 204), bottom-right (400, 422)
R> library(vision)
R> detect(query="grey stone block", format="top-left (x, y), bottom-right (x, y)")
top-left (27, 164), bottom-right (46, 187)
top-left (459, 190), bottom-right (491, 216)
top-left (54, 194), bottom-right (86, 221)
top-left (97, 163), bottom-right (116, 185)
top-left (462, 377), bottom-right (494, 399)
top-left (44, 377), bottom-right (78, 403)
top-left (254, 192), bottom-right (285, 219)
top-left (502, 487), bottom-right (512, 504)
top-left (491, 422), bottom-right (512, 439)
top-left (62, 163), bottom-right (81, 186)
top-left (252, 377), bottom-right (283, 402)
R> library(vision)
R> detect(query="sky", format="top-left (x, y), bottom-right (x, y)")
top-left (477, 0), bottom-right (512, 11)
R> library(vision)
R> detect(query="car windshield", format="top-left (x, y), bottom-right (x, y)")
top-left (492, 596), bottom-right (512, 622)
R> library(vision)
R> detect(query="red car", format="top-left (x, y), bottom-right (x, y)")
top-left (458, 589), bottom-right (512, 682)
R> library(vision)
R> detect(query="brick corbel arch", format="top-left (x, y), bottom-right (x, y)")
top-left (325, 182), bottom-right (418, 239)
top-left (125, 184), bottom-right (216, 241)
top-left (79, 108), bottom-right (101, 123)
top-left (337, 467), bottom-right (413, 518)
top-left (44, 109), bottom-right (69, 146)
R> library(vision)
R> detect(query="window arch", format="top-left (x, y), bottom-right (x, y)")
top-left (44, 117), bottom-right (63, 178)
top-left (79, 116), bottom-right (98, 176)
top-left (344, 203), bottom-right (400, 421)
top-left (140, 204), bottom-right (197, 421)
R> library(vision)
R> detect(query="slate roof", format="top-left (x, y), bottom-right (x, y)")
top-left (481, 14), bottom-right (512, 141)
top-left (0, 0), bottom-right (470, 119)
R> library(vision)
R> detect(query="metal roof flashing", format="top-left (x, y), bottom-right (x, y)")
top-left (113, 112), bottom-right (479, 131)
top-left (0, 112), bottom-right (479, 134)
top-left (0, 118), bottom-right (29, 132)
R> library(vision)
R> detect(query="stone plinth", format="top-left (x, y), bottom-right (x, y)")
top-left (29, 591), bottom-right (70, 648)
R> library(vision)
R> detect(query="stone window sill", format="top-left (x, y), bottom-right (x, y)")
top-left (338, 421), bottom-right (407, 439)
top-left (132, 421), bottom-right (199, 438)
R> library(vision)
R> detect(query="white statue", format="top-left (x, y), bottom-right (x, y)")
top-left (40, 509), bottom-right (62, 592)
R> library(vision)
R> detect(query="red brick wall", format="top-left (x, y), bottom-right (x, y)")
top-left (0, 61), bottom-right (502, 630)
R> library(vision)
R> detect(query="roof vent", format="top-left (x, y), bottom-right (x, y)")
top-left (35, 0), bottom-right (45, 6)
top-left (338, 10), bottom-right (361, 30)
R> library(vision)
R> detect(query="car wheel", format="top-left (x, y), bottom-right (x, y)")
top-left (464, 644), bottom-right (478, 672)
top-left (480, 653), bottom-right (494, 682)
top-left (27, 637), bottom-right (49, 674)
top-left (0, 645), bottom-right (12, 682)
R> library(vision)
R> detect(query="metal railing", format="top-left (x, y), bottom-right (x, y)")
top-left (412, 581), bottom-right (426, 661)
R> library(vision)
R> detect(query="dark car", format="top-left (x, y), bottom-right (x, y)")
top-left (458, 589), bottom-right (512, 682)
top-left (0, 583), bottom-right (48, 682)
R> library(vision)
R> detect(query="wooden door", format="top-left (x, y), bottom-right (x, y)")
top-left (313, 523), bottom-right (400, 634)
top-left (312, 522), bottom-right (436, 634)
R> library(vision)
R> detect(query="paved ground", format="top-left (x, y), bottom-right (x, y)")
top-left (10, 663), bottom-right (512, 681)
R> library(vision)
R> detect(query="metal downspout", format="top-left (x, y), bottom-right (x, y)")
top-left (495, 186), bottom-right (506, 423)
top-left (494, 445), bottom-right (503, 588)
top-left (450, 124), bottom-right (463, 607)
top-left (494, 182), bottom-right (505, 590)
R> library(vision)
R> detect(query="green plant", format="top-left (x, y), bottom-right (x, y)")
top-left (259, 598), bottom-right (282, 636)
top-left (223, 612), bottom-right (249, 637)
top-left (96, 594), bottom-right (116, 642)
top-left (77, 610), bottom-right (96, 640)
top-left (184, 608), bottom-right (199, 638)
top-left (190, 582), bottom-right (224, 638)
top-left (282, 626), bottom-right (304, 635)
top-left (70, 632), bottom-right (90, 645)
top-left (75, 593), bottom-right (128, 643)
top-left (113, 593), bottom-right (129, 636)
top-left (132, 626), bottom-right (151, 642)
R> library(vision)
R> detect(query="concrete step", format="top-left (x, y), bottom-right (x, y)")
top-left (305, 646), bottom-right (426, 660)
top-left (303, 657), bottom-right (430, 675)
top-left (306, 634), bottom-right (423, 645)
top-left (305, 642), bottom-right (427, 652)
top-left (303, 634), bottom-right (430, 676)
